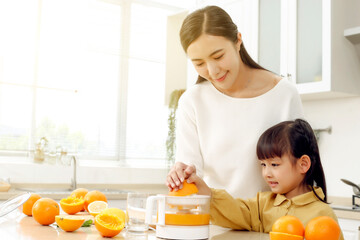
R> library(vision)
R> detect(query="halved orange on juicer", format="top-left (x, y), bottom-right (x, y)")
top-left (169, 181), bottom-right (198, 196)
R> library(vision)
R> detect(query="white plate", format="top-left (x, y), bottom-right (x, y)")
top-left (0, 192), bottom-right (31, 218)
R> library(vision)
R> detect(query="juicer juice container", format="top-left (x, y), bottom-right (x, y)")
top-left (145, 194), bottom-right (210, 239)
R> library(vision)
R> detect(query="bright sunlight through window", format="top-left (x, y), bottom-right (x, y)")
top-left (0, 0), bottom-right (184, 166)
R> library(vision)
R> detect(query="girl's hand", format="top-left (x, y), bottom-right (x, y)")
top-left (187, 173), bottom-right (211, 196)
top-left (166, 162), bottom-right (196, 191)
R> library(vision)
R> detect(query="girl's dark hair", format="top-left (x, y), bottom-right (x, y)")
top-left (256, 119), bottom-right (327, 203)
top-left (179, 5), bottom-right (267, 84)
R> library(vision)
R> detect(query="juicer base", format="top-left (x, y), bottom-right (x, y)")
top-left (156, 225), bottom-right (209, 239)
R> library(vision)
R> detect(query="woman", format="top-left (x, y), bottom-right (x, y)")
top-left (166, 5), bottom-right (304, 198)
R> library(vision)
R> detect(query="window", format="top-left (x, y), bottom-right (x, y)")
top-left (0, 0), bottom-right (185, 166)
top-left (0, 0), bottom-right (257, 167)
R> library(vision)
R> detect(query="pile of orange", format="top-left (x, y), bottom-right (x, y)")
top-left (270, 215), bottom-right (341, 240)
top-left (21, 187), bottom-right (125, 237)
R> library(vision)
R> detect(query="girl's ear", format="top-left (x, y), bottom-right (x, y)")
top-left (298, 155), bottom-right (311, 174)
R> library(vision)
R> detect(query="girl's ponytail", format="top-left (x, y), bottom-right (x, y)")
top-left (291, 119), bottom-right (327, 203)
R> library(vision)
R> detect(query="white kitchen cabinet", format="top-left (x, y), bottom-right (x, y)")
top-left (259, 0), bottom-right (360, 100)
top-left (338, 218), bottom-right (360, 240)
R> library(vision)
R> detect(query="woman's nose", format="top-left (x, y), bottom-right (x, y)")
top-left (207, 61), bottom-right (220, 79)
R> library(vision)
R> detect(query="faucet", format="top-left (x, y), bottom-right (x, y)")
top-left (71, 156), bottom-right (77, 191)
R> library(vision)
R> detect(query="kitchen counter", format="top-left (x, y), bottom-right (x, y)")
top-left (0, 214), bottom-right (269, 240)
top-left (0, 183), bottom-right (169, 200)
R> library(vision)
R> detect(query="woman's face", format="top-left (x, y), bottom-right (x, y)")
top-left (187, 34), bottom-right (242, 92)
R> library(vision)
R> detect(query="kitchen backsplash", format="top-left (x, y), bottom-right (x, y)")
top-left (303, 95), bottom-right (360, 198)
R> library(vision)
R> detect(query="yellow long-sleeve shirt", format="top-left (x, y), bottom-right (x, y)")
top-left (210, 187), bottom-right (344, 240)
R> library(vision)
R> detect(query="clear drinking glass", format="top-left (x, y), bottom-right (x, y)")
top-left (126, 193), bottom-right (149, 233)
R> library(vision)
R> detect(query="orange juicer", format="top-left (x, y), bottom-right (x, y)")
top-left (145, 194), bottom-right (210, 239)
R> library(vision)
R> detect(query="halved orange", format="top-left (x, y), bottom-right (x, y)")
top-left (100, 208), bottom-right (126, 222)
top-left (169, 181), bottom-right (198, 196)
top-left (95, 212), bottom-right (125, 237)
top-left (55, 215), bottom-right (85, 232)
top-left (88, 200), bottom-right (108, 217)
top-left (270, 232), bottom-right (304, 240)
top-left (84, 190), bottom-right (107, 212)
top-left (70, 188), bottom-right (88, 211)
top-left (60, 197), bottom-right (85, 215)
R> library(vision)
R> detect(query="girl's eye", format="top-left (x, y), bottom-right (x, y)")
top-left (260, 163), bottom-right (266, 167)
top-left (272, 163), bottom-right (279, 167)
top-left (214, 54), bottom-right (223, 60)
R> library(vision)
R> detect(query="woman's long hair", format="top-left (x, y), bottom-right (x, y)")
top-left (256, 119), bottom-right (328, 203)
top-left (179, 5), bottom-right (267, 84)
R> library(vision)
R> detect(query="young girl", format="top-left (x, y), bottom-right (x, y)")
top-left (187, 119), bottom-right (343, 239)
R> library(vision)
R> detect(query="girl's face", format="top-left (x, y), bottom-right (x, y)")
top-left (260, 154), bottom-right (309, 199)
top-left (186, 33), bottom-right (242, 92)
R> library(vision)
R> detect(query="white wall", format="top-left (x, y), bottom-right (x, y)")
top-left (303, 96), bottom-right (360, 198)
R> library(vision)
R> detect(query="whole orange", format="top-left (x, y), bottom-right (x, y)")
top-left (305, 216), bottom-right (341, 240)
top-left (272, 215), bottom-right (304, 237)
top-left (22, 193), bottom-right (41, 216)
top-left (32, 198), bottom-right (60, 225)
top-left (84, 190), bottom-right (107, 212)
top-left (70, 188), bottom-right (88, 199)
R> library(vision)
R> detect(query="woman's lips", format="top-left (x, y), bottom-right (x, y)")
top-left (215, 72), bottom-right (227, 82)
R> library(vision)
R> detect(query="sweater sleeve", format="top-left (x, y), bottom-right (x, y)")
top-left (210, 189), bottom-right (262, 231)
top-left (175, 92), bottom-right (204, 177)
top-left (286, 80), bottom-right (305, 120)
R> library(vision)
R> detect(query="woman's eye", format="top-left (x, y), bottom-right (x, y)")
top-left (196, 62), bottom-right (204, 67)
top-left (272, 163), bottom-right (279, 167)
top-left (260, 163), bottom-right (266, 167)
top-left (214, 55), bottom-right (223, 60)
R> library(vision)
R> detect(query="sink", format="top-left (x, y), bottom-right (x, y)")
top-left (15, 188), bottom-right (131, 195)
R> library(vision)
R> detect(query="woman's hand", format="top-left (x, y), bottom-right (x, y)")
top-left (166, 162), bottom-right (196, 191)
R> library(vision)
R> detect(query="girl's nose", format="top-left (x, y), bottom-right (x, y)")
top-left (263, 167), bottom-right (272, 178)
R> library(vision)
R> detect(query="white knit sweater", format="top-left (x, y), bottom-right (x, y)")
top-left (175, 78), bottom-right (304, 198)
